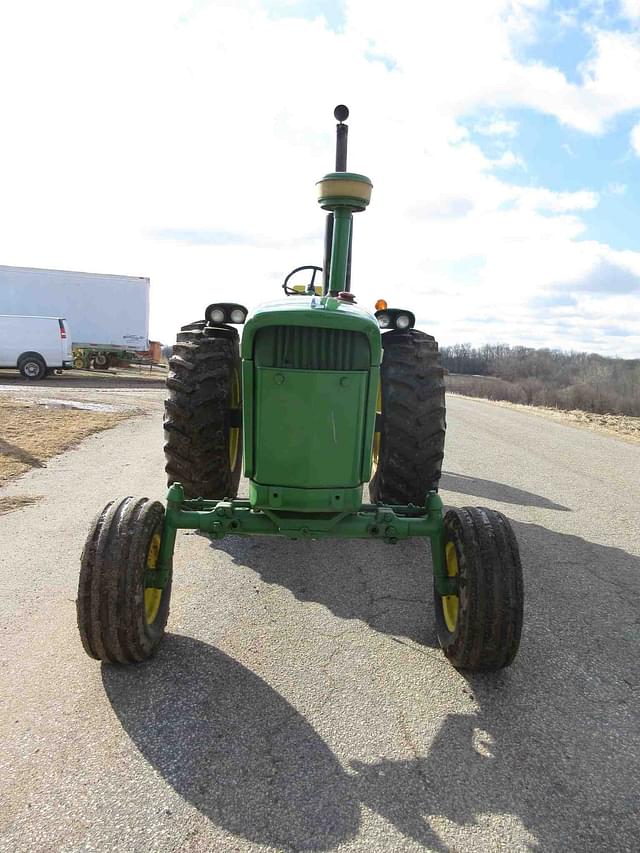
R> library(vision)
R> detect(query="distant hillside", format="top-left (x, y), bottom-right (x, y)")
top-left (440, 344), bottom-right (640, 417)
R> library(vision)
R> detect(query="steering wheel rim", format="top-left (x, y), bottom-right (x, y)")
top-left (282, 265), bottom-right (323, 296)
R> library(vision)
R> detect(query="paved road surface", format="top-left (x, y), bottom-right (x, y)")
top-left (1, 394), bottom-right (638, 852)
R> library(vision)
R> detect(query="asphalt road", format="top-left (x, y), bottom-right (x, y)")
top-left (1, 393), bottom-right (638, 852)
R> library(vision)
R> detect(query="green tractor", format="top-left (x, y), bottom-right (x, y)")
top-left (77, 106), bottom-right (523, 671)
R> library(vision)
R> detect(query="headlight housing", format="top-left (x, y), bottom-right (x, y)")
top-left (204, 303), bottom-right (249, 325)
top-left (374, 308), bottom-right (415, 331)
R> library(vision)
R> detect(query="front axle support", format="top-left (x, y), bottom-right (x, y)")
top-left (148, 483), bottom-right (456, 596)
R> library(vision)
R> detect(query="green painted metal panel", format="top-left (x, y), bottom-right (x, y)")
top-left (253, 366), bottom-right (368, 489)
top-left (249, 482), bottom-right (363, 513)
top-left (360, 364), bottom-right (379, 481)
top-left (241, 360), bottom-right (255, 477)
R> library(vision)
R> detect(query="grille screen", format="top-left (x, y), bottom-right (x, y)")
top-left (254, 325), bottom-right (369, 371)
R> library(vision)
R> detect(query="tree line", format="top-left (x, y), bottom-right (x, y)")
top-left (440, 343), bottom-right (640, 417)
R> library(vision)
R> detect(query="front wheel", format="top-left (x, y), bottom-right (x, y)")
top-left (434, 506), bottom-right (524, 670)
top-left (76, 497), bottom-right (172, 663)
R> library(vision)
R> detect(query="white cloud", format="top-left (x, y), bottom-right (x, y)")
top-left (490, 150), bottom-right (526, 169)
top-left (0, 0), bottom-right (638, 356)
top-left (619, 0), bottom-right (640, 20)
top-left (631, 122), bottom-right (640, 155)
top-left (475, 117), bottom-right (519, 137)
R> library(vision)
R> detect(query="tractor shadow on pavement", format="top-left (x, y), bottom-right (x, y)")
top-left (207, 533), bottom-right (441, 647)
top-left (441, 471), bottom-right (570, 511)
top-left (103, 635), bottom-right (361, 851)
top-left (103, 520), bottom-right (640, 851)
top-left (103, 508), bottom-right (640, 853)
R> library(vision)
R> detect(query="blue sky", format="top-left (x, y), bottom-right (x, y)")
top-left (0, 0), bottom-right (639, 355)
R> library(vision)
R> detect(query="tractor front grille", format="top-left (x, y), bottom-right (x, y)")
top-left (254, 325), bottom-right (369, 371)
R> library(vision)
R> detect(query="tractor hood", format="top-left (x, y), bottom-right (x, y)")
top-left (241, 295), bottom-right (382, 365)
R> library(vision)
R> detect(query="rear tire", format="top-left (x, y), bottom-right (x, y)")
top-left (18, 354), bottom-right (47, 380)
top-left (164, 326), bottom-right (242, 499)
top-left (369, 329), bottom-right (446, 505)
top-left (76, 497), bottom-right (171, 663)
top-left (434, 507), bottom-right (524, 670)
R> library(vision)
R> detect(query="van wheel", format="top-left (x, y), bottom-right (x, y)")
top-left (19, 355), bottom-right (47, 380)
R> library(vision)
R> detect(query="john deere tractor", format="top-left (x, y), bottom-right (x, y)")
top-left (77, 106), bottom-right (523, 671)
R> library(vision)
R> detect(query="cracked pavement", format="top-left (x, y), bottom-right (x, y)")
top-left (0, 392), bottom-right (639, 852)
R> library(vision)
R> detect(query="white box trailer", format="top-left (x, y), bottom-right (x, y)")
top-left (0, 265), bottom-right (150, 351)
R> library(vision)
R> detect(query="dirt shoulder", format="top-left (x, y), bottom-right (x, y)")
top-left (447, 392), bottom-right (640, 444)
top-left (0, 394), bottom-right (139, 514)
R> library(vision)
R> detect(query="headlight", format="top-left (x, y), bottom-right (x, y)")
top-left (377, 313), bottom-right (391, 329)
top-left (230, 308), bottom-right (246, 324)
top-left (209, 308), bottom-right (226, 324)
top-left (395, 313), bottom-right (411, 330)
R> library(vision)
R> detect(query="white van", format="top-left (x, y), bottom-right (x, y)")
top-left (0, 315), bottom-right (73, 379)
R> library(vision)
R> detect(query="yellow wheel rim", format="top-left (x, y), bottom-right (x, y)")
top-left (144, 532), bottom-right (162, 625)
top-left (371, 382), bottom-right (382, 475)
top-left (442, 541), bottom-right (460, 632)
top-left (228, 367), bottom-right (240, 471)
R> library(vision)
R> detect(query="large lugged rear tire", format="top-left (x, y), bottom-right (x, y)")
top-left (435, 506), bottom-right (524, 670)
top-left (369, 329), bottom-right (446, 505)
top-left (164, 326), bottom-right (242, 499)
top-left (76, 497), bottom-right (171, 663)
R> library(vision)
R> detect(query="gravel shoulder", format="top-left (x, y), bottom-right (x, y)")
top-left (0, 376), bottom-right (163, 515)
top-left (448, 392), bottom-right (640, 444)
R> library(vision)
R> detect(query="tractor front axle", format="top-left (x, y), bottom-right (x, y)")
top-left (148, 483), bottom-right (456, 596)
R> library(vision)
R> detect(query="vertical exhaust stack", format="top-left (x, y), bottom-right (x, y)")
top-left (323, 105), bottom-right (351, 295)
top-left (317, 106), bottom-right (372, 298)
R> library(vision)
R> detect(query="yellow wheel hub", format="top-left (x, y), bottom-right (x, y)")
top-left (442, 541), bottom-right (460, 632)
top-left (371, 383), bottom-right (382, 475)
top-left (144, 533), bottom-right (162, 625)
top-left (228, 368), bottom-right (240, 471)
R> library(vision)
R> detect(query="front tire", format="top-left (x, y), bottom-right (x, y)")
top-left (164, 326), bottom-right (242, 499)
top-left (435, 507), bottom-right (524, 670)
top-left (77, 497), bottom-right (171, 663)
top-left (369, 329), bottom-right (446, 505)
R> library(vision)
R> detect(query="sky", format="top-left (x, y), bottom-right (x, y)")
top-left (0, 0), bottom-right (639, 356)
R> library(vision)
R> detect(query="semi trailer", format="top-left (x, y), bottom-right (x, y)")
top-left (0, 265), bottom-right (149, 368)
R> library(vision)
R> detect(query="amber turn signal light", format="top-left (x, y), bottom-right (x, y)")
top-left (375, 299), bottom-right (387, 311)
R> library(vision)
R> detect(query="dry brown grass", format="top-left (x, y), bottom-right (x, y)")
top-left (0, 495), bottom-right (41, 515)
top-left (0, 396), bottom-right (135, 484)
